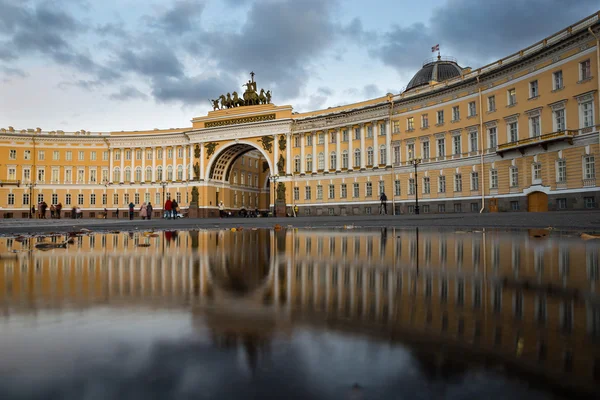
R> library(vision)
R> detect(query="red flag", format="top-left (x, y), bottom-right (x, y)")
top-left (431, 44), bottom-right (439, 52)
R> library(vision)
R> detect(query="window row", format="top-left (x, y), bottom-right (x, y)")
top-left (292, 123), bottom-right (388, 147)
top-left (8, 150), bottom-right (108, 161)
top-left (112, 147), bottom-right (189, 161)
top-left (6, 191), bottom-right (184, 207)
top-left (293, 146), bottom-right (388, 173)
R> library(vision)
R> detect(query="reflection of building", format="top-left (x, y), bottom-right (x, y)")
top-left (1, 13), bottom-right (600, 218)
top-left (1, 229), bottom-right (599, 395)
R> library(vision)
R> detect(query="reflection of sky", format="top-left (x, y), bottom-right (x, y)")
top-left (0, 308), bottom-right (550, 400)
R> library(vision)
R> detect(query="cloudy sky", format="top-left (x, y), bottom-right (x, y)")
top-left (0, 0), bottom-right (598, 132)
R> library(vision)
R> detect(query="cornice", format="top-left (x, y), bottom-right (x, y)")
top-left (186, 119), bottom-right (292, 142)
top-left (294, 105), bottom-right (389, 133)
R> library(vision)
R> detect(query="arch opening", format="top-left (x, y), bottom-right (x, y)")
top-left (527, 191), bottom-right (548, 212)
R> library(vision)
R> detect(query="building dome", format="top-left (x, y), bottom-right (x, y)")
top-left (404, 56), bottom-right (464, 92)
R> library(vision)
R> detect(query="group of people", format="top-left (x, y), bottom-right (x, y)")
top-left (128, 202), bottom-right (154, 220)
top-left (31, 202), bottom-right (65, 219)
top-left (163, 198), bottom-right (180, 219)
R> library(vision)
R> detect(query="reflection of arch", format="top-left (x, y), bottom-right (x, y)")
top-left (528, 191), bottom-right (548, 212)
top-left (205, 141), bottom-right (273, 182)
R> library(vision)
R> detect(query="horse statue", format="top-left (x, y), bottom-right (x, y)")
top-left (265, 90), bottom-right (272, 104)
top-left (232, 91), bottom-right (245, 107)
top-left (258, 89), bottom-right (267, 105)
top-left (209, 99), bottom-right (220, 111)
top-left (219, 94), bottom-right (229, 109)
top-left (226, 93), bottom-right (233, 108)
top-left (243, 81), bottom-right (259, 106)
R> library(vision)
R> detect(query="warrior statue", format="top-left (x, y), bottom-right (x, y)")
top-left (265, 90), bottom-right (272, 104)
top-left (209, 99), bottom-right (220, 111)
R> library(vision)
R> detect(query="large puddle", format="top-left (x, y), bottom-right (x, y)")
top-left (0, 227), bottom-right (599, 399)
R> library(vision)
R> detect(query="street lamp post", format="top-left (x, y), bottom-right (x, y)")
top-left (27, 182), bottom-right (35, 218)
top-left (161, 181), bottom-right (168, 214)
top-left (409, 156), bottom-right (422, 215)
top-left (272, 174), bottom-right (279, 217)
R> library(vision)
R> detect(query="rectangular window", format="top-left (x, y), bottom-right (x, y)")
top-left (554, 109), bottom-right (565, 131)
top-left (511, 201), bottom-right (520, 211)
top-left (365, 182), bottom-right (372, 197)
top-left (507, 88), bottom-right (516, 106)
top-left (584, 156), bottom-right (595, 179)
top-left (52, 150), bottom-right (59, 161)
top-left (423, 177), bottom-right (430, 194)
top-left (407, 117), bottom-right (414, 131)
top-left (454, 174), bottom-right (462, 192)
top-left (113, 193), bottom-right (118, 205)
top-left (38, 150), bottom-right (45, 161)
top-left (378, 180), bottom-right (385, 195)
top-left (37, 194), bottom-right (44, 204)
top-left (438, 176), bottom-right (446, 193)
top-left (422, 141), bottom-right (430, 159)
top-left (90, 169), bottom-right (97, 183)
top-left (407, 143), bottom-right (415, 160)
top-left (22, 193), bottom-right (29, 205)
top-left (90, 194), bottom-right (96, 205)
top-left (580, 59), bottom-right (591, 81)
top-left (316, 185), bottom-right (323, 200)
top-left (438, 204), bottom-right (445, 213)
top-left (394, 180), bottom-right (401, 196)
top-left (78, 194), bottom-right (84, 205)
top-left (66, 151), bottom-right (72, 161)
top-left (77, 169), bottom-right (85, 183)
top-left (468, 101), bottom-right (476, 117)
top-left (393, 120), bottom-right (400, 133)
top-left (342, 129), bottom-right (349, 142)
top-left (408, 178), bottom-right (415, 195)
top-left (557, 159), bottom-right (566, 182)
top-left (582, 101), bottom-right (594, 128)
top-left (51, 168), bottom-right (59, 183)
top-left (8, 168), bottom-right (16, 181)
top-left (64, 169), bottom-right (72, 183)
top-left (330, 131), bottom-right (336, 143)
top-left (134, 193), bottom-right (140, 204)
top-left (437, 110), bottom-right (444, 124)
top-left (65, 193), bottom-right (72, 206)
top-left (553, 70), bottom-right (563, 90)
top-left (453, 135), bottom-right (461, 155)
top-left (451, 106), bottom-right (459, 121)
top-left (557, 198), bottom-right (567, 209)
top-left (7, 193), bottom-right (14, 205)
top-left (353, 183), bottom-right (359, 198)
top-left (379, 123), bottom-right (386, 136)
top-left (318, 133), bottom-right (325, 144)
top-left (529, 80), bottom-right (538, 98)
top-left (90, 151), bottom-right (97, 161)
top-left (585, 196), bottom-right (596, 209)
top-left (509, 122), bottom-right (518, 142)
top-left (102, 193), bottom-right (107, 205)
top-left (533, 163), bottom-right (541, 181)
top-left (341, 184), bottom-right (347, 198)
top-left (488, 127), bottom-right (497, 148)
top-left (167, 148), bottom-right (173, 159)
top-left (454, 203), bottom-right (462, 212)
top-left (366, 126), bottom-right (373, 139)
top-left (23, 168), bottom-right (30, 183)
top-left (9, 149), bottom-right (16, 160)
top-left (328, 184), bottom-right (335, 199)
top-left (469, 131), bottom-right (478, 152)
top-left (510, 167), bottom-right (519, 187)
top-left (78, 151), bottom-right (84, 161)
top-left (437, 138), bottom-right (445, 158)
top-left (305, 186), bottom-right (311, 200)
top-left (488, 95), bottom-right (496, 112)
top-left (293, 187), bottom-right (299, 201)
top-left (471, 172), bottom-right (479, 191)
top-left (530, 116), bottom-right (541, 137)
top-left (37, 168), bottom-right (45, 183)
top-left (125, 150), bottom-right (131, 160)
top-left (306, 134), bottom-right (313, 146)
top-left (124, 193), bottom-right (129, 204)
top-left (24, 150), bottom-right (30, 160)
top-left (103, 151), bottom-right (109, 161)
top-left (421, 114), bottom-right (429, 128)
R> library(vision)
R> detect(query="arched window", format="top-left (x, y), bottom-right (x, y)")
top-left (135, 167), bottom-right (142, 182)
top-left (233, 171), bottom-right (238, 184)
top-left (113, 167), bottom-right (121, 182)
top-left (380, 144), bottom-right (387, 165)
top-left (241, 173), bottom-right (245, 185)
top-left (145, 166), bottom-right (152, 182)
top-left (177, 165), bottom-right (183, 181)
top-left (157, 166), bottom-right (163, 181)
top-left (342, 150), bottom-right (349, 169)
top-left (124, 167), bottom-right (131, 182)
top-left (367, 147), bottom-right (374, 166)
top-left (294, 155), bottom-right (301, 173)
top-left (167, 165), bottom-right (173, 181)
top-left (318, 152), bottom-right (325, 170)
top-left (330, 151), bottom-right (337, 170)
top-left (306, 154), bottom-right (313, 172)
top-left (248, 174), bottom-right (251, 186)
top-left (354, 149), bottom-right (361, 168)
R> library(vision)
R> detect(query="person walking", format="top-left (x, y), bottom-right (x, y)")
top-left (379, 192), bottom-right (388, 215)
top-left (50, 204), bottom-right (55, 219)
top-left (147, 202), bottom-right (153, 220)
top-left (56, 202), bottom-right (62, 219)
top-left (171, 199), bottom-right (179, 219)
top-left (140, 202), bottom-right (148, 220)
top-left (76, 206), bottom-right (82, 219)
top-left (164, 198), bottom-right (172, 219)
top-left (128, 202), bottom-right (135, 220)
top-left (218, 201), bottom-right (225, 218)
top-left (103, 207), bottom-right (108, 219)
top-left (116, 207), bottom-right (119, 219)
top-left (40, 202), bottom-right (48, 219)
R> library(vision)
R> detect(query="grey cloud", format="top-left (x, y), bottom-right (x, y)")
top-left (0, 65), bottom-right (28, 78)
top-left (114, 46), bottom-right (184, 79)
top-left (317, 87), bottom-right (333, 96)
top-left (153, 0), bottom-right (205, 34)
top-left (298, 94), bottom-right (328, 111)
top-left (223, 0), bottom-right (251, 6)
top-left (151, 73), bottom-right (238, 105)
top-left (362, 84), bottom-right (380, 98)
top-left (97, 22), bottom-right (128, 38)
top-left (109, 86), bottom-right (149, 101)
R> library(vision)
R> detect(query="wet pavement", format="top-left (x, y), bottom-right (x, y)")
top-left (0, 227), bottom-right (599, 399)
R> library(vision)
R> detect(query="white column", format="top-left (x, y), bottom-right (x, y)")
top-left (141, 147), bottom-right (146, 183)
top-left (373, 123), bottom-right (379, 166)
top-left (273, 135), bottom-right (279, 176)
top-left (200, 143), bottom-right (205, 180)
top-left (312, 132), bottom-right (317, 174)
top-left (300, 134), bottom-right (306, 175)
top-left (162, 146), bottom-right (167, 182)
top-left (360, 124), bottom-right (366, 169)
top-left (324, 131), bottom-right (330, 171)
top-left (182, 145), bottom-right (187, 181)
top-left (172, 146), bottom-right (177, 181)
top-left (119, 147), bottom-right (124, 183)
top-left (386, 122), bottom-right (392, 166)
top-left (151, 147), bottom-right (156, 182)
top-left (130, 147), bottom-right (135, 183)
top-left (286, 133), bottom-right (291, 175)
top-left (336, 129), bottom-right (341, 171)
top-left (109, 148), bottom-right (114, 182)
top-left (349, 126), bottom-right (354, 170)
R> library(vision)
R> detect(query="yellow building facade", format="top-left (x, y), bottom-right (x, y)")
top-left (1, 13), bottom-right (600, 218)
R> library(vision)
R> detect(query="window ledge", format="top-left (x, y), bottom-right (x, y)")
top-left (406, 129), bottom-right (415, 133)
top-left (421, 126), bottom-right (429, 130)
top-left (577, 77), bottom-right (593, 84)
top-left (435, 123), bottom-right (445, 127)
top-left (487, 108), bottom-right (496, 114)
top-left (551, 86), bottom-right (564, 93)
top-left (507, 103), bottom-right (518, 108)
top-left (528, 96), bottom-right (539, 101)
top-left (467, 115), bottom-right (478, 119)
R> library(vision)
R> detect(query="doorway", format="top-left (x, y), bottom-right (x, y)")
top-left (527, 192), bottom-right (548, 212)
